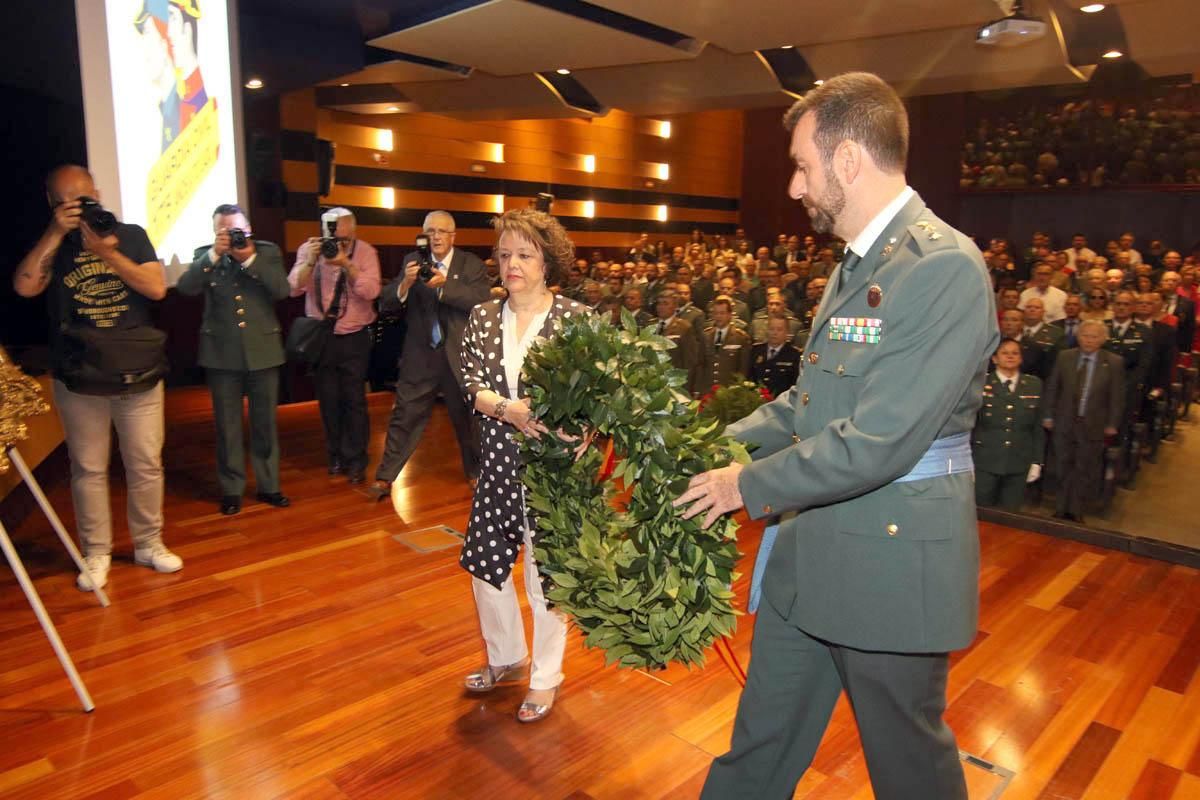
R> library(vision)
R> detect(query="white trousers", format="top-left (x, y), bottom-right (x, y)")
top-left (470, 523), bottom-right (567, 691)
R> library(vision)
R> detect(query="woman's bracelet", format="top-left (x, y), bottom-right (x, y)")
top-left (493, 398), bottom-right (509, 420)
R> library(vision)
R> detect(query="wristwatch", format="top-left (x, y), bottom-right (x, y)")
top-left (493, 398), bottom-right (509, 420)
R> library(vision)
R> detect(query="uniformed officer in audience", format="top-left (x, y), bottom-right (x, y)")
top-left (749, 315), bottom-right (802, 398)
top-left (176, 203), bottom-right (291, 515)
top-left (1018, 297), bottom-right (1063, 380)
top-left (972, 338), bottom-right (1043, 510)
top-left (1135, 292), bottom-right (1179, 417)
top-left (1051, 294), bottom-right (1084, 349)
top-left (750, 291), bottom-right (802, 343)
top-left (1104, 290), bottom-right (1152, 434)
top-left (652, 289), bottom-right (701, 394)
top-left (699, 296), bottom-right (751, 393)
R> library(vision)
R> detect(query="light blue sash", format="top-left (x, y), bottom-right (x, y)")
top-left (747, 432), bottom-right (974, 612)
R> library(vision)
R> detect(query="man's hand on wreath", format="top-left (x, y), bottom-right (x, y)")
top-left (673, 463), bottom-right (745, 529)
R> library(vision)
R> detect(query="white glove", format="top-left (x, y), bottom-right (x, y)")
top-left (1026, 463), bottom-right (1042, 484)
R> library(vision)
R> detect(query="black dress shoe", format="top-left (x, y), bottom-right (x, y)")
top-left (220, 496), bottom-right (242, 515)
top-left (255, 492), bottom-right (291, 508)
top-left (328, 460), bottom-right (343, 476)
top-left (347, 471), bottom-right (366, 485)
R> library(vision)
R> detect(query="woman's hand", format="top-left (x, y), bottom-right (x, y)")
top-left (503, 398), bottom-right (549, 439)
top-left (555, 427), bottom-right (596, 461)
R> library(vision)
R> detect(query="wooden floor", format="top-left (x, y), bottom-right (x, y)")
top-left (0, 388), bottom-right (1198, 800)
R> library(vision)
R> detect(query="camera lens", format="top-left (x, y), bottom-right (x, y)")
top-left (229, 228), bottom-right (247, 248)
top-left (320, 238), bottom-right (340, 259)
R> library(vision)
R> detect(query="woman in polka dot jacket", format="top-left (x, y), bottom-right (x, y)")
top-left (458, 208), bottom-right (590, 723)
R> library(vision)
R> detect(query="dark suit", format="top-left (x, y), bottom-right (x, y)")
top-left (748, 342), bottom-right (801, 398)
top-left (1143, 320), bottom-right (1179, 418)
top-left (1051, 317), bottom-right (1083, 349)
top-left (176, 242), bottom-right (289, 496)
top-left (1104, 319), bottom-right (1152, 432)
top-left (1165, 294), bottom-right (1196, 355)
top-left (1043, 348), bottom-right (1124, 518)
top-left (703, 192), bottom-right (995, 800)
top-left (376, 248), bottom-right (491, 483)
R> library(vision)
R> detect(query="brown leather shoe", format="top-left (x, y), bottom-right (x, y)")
top-left (366, 480), bottom-right (390, 501)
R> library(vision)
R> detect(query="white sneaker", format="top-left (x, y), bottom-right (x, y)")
top-left (76, 554), bottom-right (111, 591)
top-left (133, 542), bottom-right (183, 574)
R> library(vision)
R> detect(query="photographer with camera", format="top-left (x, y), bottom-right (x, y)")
top-left (13, 164), bottom-right (180, 591)
top-left (177, 204), bottom-right (290, 515)
top-left (288, 207), bottom-right (381, 484)
top-left (368, 211), bottom-right (491, 500)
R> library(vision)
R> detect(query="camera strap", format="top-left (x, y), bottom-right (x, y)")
top-left (314, 263), bottom-right (349, 322)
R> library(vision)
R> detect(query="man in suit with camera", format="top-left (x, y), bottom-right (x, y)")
top-left (177, 204), bottom-right (290, 515)
top-left (1043, 319), bottom-right (1124, 523)
top-left (369, 211), bottom-right (492, 500)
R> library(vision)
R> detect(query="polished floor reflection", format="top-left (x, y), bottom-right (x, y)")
top-left (0, 389), bottom-right (1198, 799)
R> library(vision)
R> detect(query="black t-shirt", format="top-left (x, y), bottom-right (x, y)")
top-left (50, 222), bottom-right (161, 384)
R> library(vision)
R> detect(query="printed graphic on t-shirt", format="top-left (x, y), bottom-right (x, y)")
top-left (63, 250), bottom-right (131, 328)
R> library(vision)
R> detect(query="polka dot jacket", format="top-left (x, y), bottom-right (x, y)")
top-left (458, 296), bottom-right (590, 589)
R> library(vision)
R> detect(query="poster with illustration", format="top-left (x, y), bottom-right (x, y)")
top-left (99, 0), bottom-right (240, 272)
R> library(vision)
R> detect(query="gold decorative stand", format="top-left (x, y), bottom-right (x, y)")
top-left (0, 346), bottom-right (103, 712)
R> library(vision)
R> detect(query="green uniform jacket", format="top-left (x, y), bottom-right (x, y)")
top-left (1019, 324), bottom-right (1063, 380)
top-left (176, 241), bottom-right (290, 371)
top-left (729, 193), bottom-right (997, 653)
top-left (972, 371), bottom-right (1044, 475)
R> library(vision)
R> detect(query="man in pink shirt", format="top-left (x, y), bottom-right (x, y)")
top-left (288, 207), bottom-right (381, 483)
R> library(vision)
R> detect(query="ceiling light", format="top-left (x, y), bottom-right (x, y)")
top-left (556, 68), bottom-right (571, 75)
top-left (386, 105), bottom-right (400, 111)
top-left (375, 129), bottom-right (394, 151)
top-left (491, 195), bottom-right (505, 214)
top-left (780, 45), bottom-right (793, 49)
top-left (657, 120), bottom-right (671, 138)
top-left (1102, 49), bottom-right (1123, 58)
top-left (582, 154), bottom-right (596, 173)
top-left (245, 78), bottom-right (263, 90)
top-left (654, 205), bottom-right (668, 222)
top-left (582, 200), bottom-right (595, 219)
top-left (1080, 3), bottom-right (1105, 12)
top-left (654, 163), bottom-right (670, 181)
top-left (340, 82), bottom-right (350, 87)
top-left (380, 187), bottom-right (395, 210)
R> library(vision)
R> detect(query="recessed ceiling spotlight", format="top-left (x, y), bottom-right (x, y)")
top-left (1080, 3), bottom-right (1105, 12)
top-left (245, 78), bottom-right (263, 89)
top-left (556, 68), bottom-right (571, 75)
top-left (1102, 49), bottom-right (1123, 58)
top-left (340, 82), bottom-right (350, 87)
top-left (780, 45), bottom-right (793, 49)
top-left (386, 105), bottom-right (401, 111)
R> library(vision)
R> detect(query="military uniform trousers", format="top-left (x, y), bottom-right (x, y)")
top-left (701, 588), bottom-right (965, 800)
top-left (208, 367), bottom-right (281, 496)
top-left (974, 470), bottom-right (1026, 511)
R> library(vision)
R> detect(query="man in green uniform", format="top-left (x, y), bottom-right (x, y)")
top-left (177, 204), bottom-right (291, 515)
top-left (973, 338), bottom-right (1044, 510)
top-left (677, 72), bottom-right (996, 800)
top-left (1018, 297), bottom-right (1064, 380)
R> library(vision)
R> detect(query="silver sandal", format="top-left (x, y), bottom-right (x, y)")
top-left (464, 658), bottom-right (530, 693)
top-left (517, 685), bottom-right (560, 723)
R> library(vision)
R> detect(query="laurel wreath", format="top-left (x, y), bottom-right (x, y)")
top-left (520, 310), bottom-right (747, 670)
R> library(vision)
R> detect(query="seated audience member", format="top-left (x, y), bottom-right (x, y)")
top-left (1081, 288), bottom-right (1113, 322)
top-left (1019, 264), bottom-right (1068, 322)
top-left (1079, 268), bottom-right (1107, 298)
top-left (794, 276), bottom-right (828, 330)
top-left (581, 280), bottom-right (603, 311)
top-left (1103, 268), bottom-right (1125, 297)
top-left (1049, 253), bottom-right (1075, 292)
top-left (673, 280), bottom-right (706, 347)
top-left (1065, 234), bottom-right (1097, 270)
top-left (810, 247), bottom-right (837, 279)
top-left (749, 315), bottom-right (802, 398)
top-left (708, 276), bottom-right (751, 328)
top-left (699, 297), bottom-right (752, 394)
top-left (1051, 294), bottom-right (1085, 349)
top-left (1118, 231), bottom-right (1143, 266)
top-left (1019, 298), bottom-right (1064, 379)
top-left (622, 287), bottom-right (653, 328)
top-left (999, 308), bottom-right (1024, 344)
top-left (1043, 320), bottom-right (1124, 523)
top-left (1104, 291), bottom-right (1152, 434)
top-left (598, 294), bottom-right (622, 326)
top-left (973, 338), bottom-right (1044, 511)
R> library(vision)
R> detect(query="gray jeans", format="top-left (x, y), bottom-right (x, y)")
top-left (53, 380), bottom-right (165, 556)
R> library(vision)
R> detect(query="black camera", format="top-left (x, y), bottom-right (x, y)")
top-left (320, 217), bottom-right (341, 259)
top-left (534, 192), bottom-right (554, 213)
top-left (415, 234), bottom-right (435, 281)
top-left (78, 197), bottom-right (118, 236)
top-left (228, 228), bottom-right (248, 249)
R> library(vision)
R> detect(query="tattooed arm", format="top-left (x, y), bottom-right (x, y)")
top-left (13, 200), bottom-right (78, 298)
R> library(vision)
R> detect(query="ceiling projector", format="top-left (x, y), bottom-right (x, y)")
top-left (977, 1), bottom-right (1047, 47)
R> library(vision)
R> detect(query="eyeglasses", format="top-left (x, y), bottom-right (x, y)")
top-left (423, 227), bottom-right (455, 236)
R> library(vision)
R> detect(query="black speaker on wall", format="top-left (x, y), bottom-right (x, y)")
top-left (316, 138), bottom-right (335, 197)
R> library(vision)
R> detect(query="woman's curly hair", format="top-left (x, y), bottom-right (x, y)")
top-left (492, 207), bottom-right (575, 288)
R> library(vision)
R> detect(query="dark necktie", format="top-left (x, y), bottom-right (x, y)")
top-left (836, 251), bottom-right (862, 297)
top-left (1065, 320), bottom-right (1077, 348)
top-left (430, 261), bottom-right (445, 348)
top-left (715, 330), bottom-right (724, 347)
top-left (657, 320), bottom-right (666, 335)
top-left (1005, 378), bottom-right (1014, 392)
top-left (768, 347), bottom-right (778, 360)
top-left (1075, 355), bottom-right (1094, 415)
